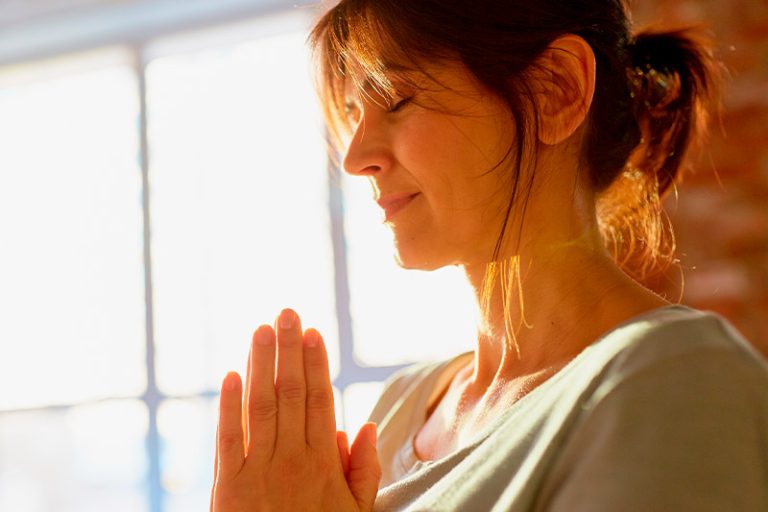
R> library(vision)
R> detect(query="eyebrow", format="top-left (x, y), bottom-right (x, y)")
top-left (343, 63), bottom-right (421, 107)
top-left (382, 61), bottom-right (416, 73)
top-left (344, 78), bottom-right (382, 102)
top-left (346, 61), bottom-right (417, 88)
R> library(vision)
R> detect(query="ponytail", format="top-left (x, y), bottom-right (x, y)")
top-left (595, 26), bottom-right (724, 284)
top-left (311, 0), bottom-right (725, 288)
top-left (626, 28), bottom-right (721, 196)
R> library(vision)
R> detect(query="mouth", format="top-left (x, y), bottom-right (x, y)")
top-left (377, 193), bottom-right (419, 222)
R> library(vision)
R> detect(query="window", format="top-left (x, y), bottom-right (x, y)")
top-left (146, 20), bottom-right (336, 511)
top-left (0, 9), bottom-right (475, 511)
top-left (0, 47), bottom-right (148, 511)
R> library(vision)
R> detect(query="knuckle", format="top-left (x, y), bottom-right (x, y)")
top-left (304, 352), bottom-right (327, 371)
top-left (248, 397), bottom-right (278, 422)
top-left (218, 430), bottom-right (242, 453)
top-left (306, 387), bottom-right (333, 411)
top-left (276, 380), bottom-right (305, 404)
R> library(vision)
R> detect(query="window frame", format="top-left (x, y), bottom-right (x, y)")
top-left (0, 6), bottom-right (409, 511)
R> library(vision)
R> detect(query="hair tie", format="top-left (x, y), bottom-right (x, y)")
top-left (629, 64), bottom-right (682, 113)
top-left (626, 33), bottom-right (684, 113)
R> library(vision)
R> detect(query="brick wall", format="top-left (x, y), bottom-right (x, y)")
top-left (630, 1), bottom-right (768, 356)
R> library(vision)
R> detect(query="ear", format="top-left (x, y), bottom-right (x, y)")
top-left (534, 35), bottom-right (596, 146)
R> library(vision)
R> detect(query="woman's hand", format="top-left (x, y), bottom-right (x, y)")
top-left (210, 308), bottom-right (381, 512)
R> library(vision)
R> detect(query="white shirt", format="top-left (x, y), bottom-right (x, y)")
top-left (367, 305), bottom-right (768, 511)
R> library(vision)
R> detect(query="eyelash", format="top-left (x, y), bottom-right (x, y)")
top-left (388, 96), bottom-right (412, 113)
top-left (343, 96), bottom-right (411, 121)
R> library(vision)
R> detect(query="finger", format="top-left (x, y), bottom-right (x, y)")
top-left (246, 324), bottom-right (278, 461)
top-left (242, 344), bottom-right (252, 450)
top-left (213, 422), bottom-right (219, 481)
top-left (274, 308), bottom-right (306, 450)
top-left (348, 422), bottom-right (382, 512)
top-left (336, 430), bottom-right (350, 477)
top-left (210, 424), bottom-right (219, 512)
top-left (303, 328), bottom-right (337, 450)
top-left (217, 372), bottom-right (245, 479)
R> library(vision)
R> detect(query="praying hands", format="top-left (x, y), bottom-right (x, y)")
top-left (210, 308), bottom-right (381, 512)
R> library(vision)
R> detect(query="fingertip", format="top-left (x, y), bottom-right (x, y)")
top-left (337, 430), bottom-right (350, 475)
top-left (253, 324), bottom-right (275, 346)
top-left (337, 429), bottom-right (349, 445)
top-left (223, 371), bottom-right (241, 391)
top-left (303, 328), bottom-right (324, 348)
top-left (351, 422), bottom-right (379, 457)
top-left (348, 423), bottom-right (381, 507)
top-left (362, 422), bottom-right (378, 446)
top-left (278, 307), bottom-right (300, 330)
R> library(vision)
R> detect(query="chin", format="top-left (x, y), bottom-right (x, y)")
top-left (395, 258), bottom-right (444, 272)
top-left (392, 245), bottom-right (446, 272)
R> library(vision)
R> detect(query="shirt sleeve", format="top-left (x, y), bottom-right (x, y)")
top-left (538, 345), bottom-right (768, 512)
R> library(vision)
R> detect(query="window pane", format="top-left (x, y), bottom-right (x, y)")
top-left (148, 27), bottom-right (337, 396)
top-left (0, 400), bottom-right (148, 512)
top-left (0, 50), bottom-right (146, 409)
top-left (158, 398), bottom-right (216, 512)
top-left (343, 381), bottom-right (384, 436)
top-left (342, 174), bottom-right (477, 366)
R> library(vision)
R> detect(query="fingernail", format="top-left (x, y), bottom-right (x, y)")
top-left (305, 329), bottom-right (318, 348)
top-left (255, 326), bottom-right (272, 345)
top-left (279, 309), bottom-right (295, 330)
top-left (224, 372), bottom-right (239, 391)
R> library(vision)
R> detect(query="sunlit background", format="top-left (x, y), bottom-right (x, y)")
top-left (0, 1), bottom-right (477, 510)
top-left (1, 0), bottom-right (766, 511)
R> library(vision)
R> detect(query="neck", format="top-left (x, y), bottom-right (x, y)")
top-left (460, 240), bottom-right (669, 393)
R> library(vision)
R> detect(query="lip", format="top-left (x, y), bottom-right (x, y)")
top-left (376, 192), bottom-right (419, 222)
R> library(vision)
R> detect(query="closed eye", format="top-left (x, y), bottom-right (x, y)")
top-left (387, 96), bottom-right (412, 113)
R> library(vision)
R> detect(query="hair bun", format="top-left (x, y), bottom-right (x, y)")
top-left (617, 26), bottom-right (721, 205)
top-left (628, 32), bottom-right (685, 113)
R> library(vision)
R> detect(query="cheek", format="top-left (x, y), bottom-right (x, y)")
top-left (392, 108), bottom-right (514, 228)
top-left (395, 114), bottom-right (496, 186)
top-left (394, 117), bottom-right (449, 165)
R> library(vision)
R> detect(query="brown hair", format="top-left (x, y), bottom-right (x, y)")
top-left (309, 0), bottom-right (722, 342)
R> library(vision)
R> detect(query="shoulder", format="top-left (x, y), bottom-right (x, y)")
top-left (574, 305), bottom-right (768, 442)
top-left (538, 306), bottom-right (768, 511)
top-left (587, 305), bottom-right (768, 392)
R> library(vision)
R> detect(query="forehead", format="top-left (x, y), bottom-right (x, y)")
top-left (342, 61), bottom-right (412, 94)
top-left (343, 59), bottom-right (486, 102)
top-left (341, 59), bottom-right (466, 100)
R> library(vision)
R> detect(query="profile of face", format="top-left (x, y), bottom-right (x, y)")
top-left (342, 61), bottom-right (521, 271)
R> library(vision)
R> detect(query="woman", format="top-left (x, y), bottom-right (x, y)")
top-left (210, 1), bottom-right (768, 510)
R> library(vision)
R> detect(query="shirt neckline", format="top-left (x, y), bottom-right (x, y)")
top-left (397, 303), bottom-right (696, 472)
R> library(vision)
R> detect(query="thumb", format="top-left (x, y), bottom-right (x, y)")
top-left (347, 422), bottom-right (381, 511)
top-left (337, 430), bottom-right (350, 477)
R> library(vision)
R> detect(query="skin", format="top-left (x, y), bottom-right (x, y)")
top-left (342, 35), bottom-right (669, 459)
top-left (211, 35), bottom-right (670, 509)
top-left (211, 311), bottom-right (380, 511)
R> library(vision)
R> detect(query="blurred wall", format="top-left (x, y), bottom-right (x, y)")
top-left (632, 0), bottom-right (768, 356)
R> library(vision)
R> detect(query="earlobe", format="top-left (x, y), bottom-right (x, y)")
top-left (536, 35), bottom-right (597, 146)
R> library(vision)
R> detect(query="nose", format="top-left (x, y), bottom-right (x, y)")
top-left (341, 117), bottom-right (392, 177)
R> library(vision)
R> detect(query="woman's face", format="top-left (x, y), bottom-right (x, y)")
top-left (342, 61), bottom-right (520, 270)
